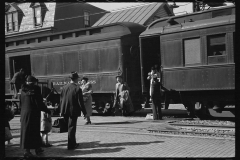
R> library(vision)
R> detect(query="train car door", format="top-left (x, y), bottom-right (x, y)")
top-left (140, 36), bottom-right (161, 96)
top-left (9, 55), bottom-right (31, 78)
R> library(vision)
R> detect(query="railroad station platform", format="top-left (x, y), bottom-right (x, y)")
top-left (5, 113), bottom-right (235, 158)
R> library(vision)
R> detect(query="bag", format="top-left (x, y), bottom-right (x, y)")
top-left (5, 127), bottom-right (13, 141)
top-left (83, 95), bottom-right (89, 102)
top-left (52, 117), bottom-right (68, 133)
top-left (5, 106), bottom-right (15, 121)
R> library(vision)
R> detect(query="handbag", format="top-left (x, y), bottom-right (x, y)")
top-left (52, 117), bottom-right (68, 133)
top-left (5, 127), bottom-right (13, 141)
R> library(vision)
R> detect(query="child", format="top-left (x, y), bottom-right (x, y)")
top-left (5, 103), bottom-right (14, 145)
top-left (40, 111), bottom-right (52, 147)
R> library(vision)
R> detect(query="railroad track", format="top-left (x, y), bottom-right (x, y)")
top-left (147, 119), bottom-right (235, 139)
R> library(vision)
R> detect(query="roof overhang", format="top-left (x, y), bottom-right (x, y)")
top-left (139, 27), bottom-right (163, 38)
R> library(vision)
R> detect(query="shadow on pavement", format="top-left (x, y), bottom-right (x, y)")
top-left (56, 140), bottom-right (164, 149)
top-left (91, 121), bottom-right (145, 125)
top-left (40, 140), bottom-right (164, 157)
top-left (40, 147), bottom-right (125, 157)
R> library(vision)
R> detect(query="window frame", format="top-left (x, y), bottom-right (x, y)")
top-left (183, 37), bottom-right (202, 66)
top-left (83, 11), bottom-right (90, 27)
top-left (207, 33), bottom-right (227, 64)
top-left (5, 11), bottom-right (18, 32)
top-left (32, 5), bottom-right (42, 27)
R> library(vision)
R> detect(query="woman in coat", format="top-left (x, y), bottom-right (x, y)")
top-left (20, 76), bottom-right (51, 157)
top-left (113, 75), bottom-right (134, 116)
top-left (80, 77), bottom-right (93, 125)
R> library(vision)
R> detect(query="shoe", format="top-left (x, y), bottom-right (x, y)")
top-left (68, 143), bottom-right (79, 150)
top-left (42, 143), bottom-right (53, 147)
top-left (24, 152), bottom-right (35, 158)
top-left (35, 148), bottom-right (44, 155)
top-left (84, 121), bottom-right (91, 125)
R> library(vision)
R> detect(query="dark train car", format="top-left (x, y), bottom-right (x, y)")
top-left (139, 6), bottom-right (235, 117)
top-left (5, 22), bottom-right (145, 114)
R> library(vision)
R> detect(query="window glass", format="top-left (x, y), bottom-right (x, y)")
top-left (207, 34), bottom-right (227, 64)
top-left (13, 12), bottom-right (18, 31)
top-left (7, 14), bottom-right (12, 31)
top-left (34, 7), bottom-right (41, 26)
top-left (184, 38), bottom-right (201, 65)
top-left (207, 34), bottom-right (226, 56)
top-left (84, 11), bottom-right (90, 27)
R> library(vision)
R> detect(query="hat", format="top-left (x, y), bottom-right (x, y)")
top-left (116, 75), bottom-right (123, 79)
top-left (26, 75), bottom-right (38, 83)
top-left (69, 71), bottom-right (79, 79)
top-left (81, 77), bottom-right (88, 82)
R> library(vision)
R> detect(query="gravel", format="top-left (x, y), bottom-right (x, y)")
top-left (149, 130), bottom-right (235, 138)
top-left (169, 119), bottom-right (235, 126)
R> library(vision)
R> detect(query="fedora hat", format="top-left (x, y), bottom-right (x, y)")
top-left (69, 71), bottom-right (79, 79)
top-left (115, 74), bottom-right (123, 79)
top-left (26, 75), bottom-right (38, 83)
top-left (81, 77), bottom-right (88, 82)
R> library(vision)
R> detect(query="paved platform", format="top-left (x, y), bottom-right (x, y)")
top-left (5, 116), bottom-right (235, 158)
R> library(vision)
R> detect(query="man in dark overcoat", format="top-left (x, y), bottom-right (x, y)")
top-left (20, 76), bottom-right (51, 157)
top-left (59, 71), bottom-right (87, 150)
top-left (150, 66), bottom-right (163, 120)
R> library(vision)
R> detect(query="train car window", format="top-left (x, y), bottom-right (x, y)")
top-left (99, 47), bottom-right (120, 72)
top-left (184, 38), bottom-right (201, 65)
top-left (62, 51), bottom-right (79, 74)
top-left (47, 53), bottom-right (63, 75)
top-left (81, 49), bottom-right (99, 73)
top-left (207, 33), bottom-right (227, 64)
top-left (32, 54), bottom-right (47, 76)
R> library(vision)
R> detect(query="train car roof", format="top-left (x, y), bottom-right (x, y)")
top-left (147, 5), bottom-right (235, 29)
top-left (140, 14), bottom-right (235, 37)
top-left (6, 22), bottom-right (145, 52)
top-left (34, 22), bottom-right (145, 49)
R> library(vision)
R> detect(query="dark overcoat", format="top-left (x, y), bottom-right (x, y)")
top-left (20, 84), bottom-right (50, 149)
top-left (60, 83), bottom-right (86, 117)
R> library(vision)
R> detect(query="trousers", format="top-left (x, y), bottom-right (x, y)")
top-left (63, 115), bottom-right (78, 149)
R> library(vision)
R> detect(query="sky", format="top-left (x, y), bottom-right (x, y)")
top-left (88, 2), bottom-right (234, 15)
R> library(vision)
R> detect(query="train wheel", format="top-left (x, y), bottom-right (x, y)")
top-left (194, 102), bottom-right (211, 120)
top-left (184, 102), bottom-right (195, 119)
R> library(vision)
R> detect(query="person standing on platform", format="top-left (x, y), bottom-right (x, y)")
top-left (59, 71), bottom-right (87, 150)
top-left (80, 77), bottom-right (93, 125)
top-left (113, 75), bottom-right (134, 116)
top-left (20, 76), bottom-right (51, 157)
top-left (147, 66), bottom-right (162, 120)
top-left (10, 68), bottom-right (26, 99)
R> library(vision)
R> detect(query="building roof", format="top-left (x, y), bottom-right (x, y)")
top-left (93, 3), bottom-right (173, 27)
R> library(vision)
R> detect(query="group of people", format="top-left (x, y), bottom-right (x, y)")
top-left (8, 69), bottom-right (94, 157)
top-left (8, 65), bottom-right (163, 157)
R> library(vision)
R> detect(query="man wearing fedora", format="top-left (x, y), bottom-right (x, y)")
top-left (59, 71), bottom-right (87, 150)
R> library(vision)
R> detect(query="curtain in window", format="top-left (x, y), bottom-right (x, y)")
top-left (34, 7), bottom-right (41, 25)
top-left (7, 14), bottom-right (12, 30)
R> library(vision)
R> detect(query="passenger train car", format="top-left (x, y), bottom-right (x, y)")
top-left (5, 22), bottom-right (145, 114)
top-left (140, 6), bottom-right (235, 117)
